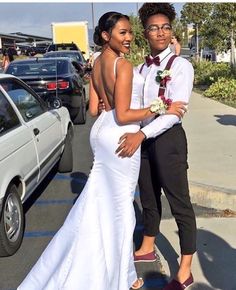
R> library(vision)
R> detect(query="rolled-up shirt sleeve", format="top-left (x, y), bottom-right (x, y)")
top-left (141, 58), bottom-right (194, 139)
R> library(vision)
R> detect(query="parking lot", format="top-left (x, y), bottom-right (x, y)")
top-left (0, 115), bottom-right (94, 290)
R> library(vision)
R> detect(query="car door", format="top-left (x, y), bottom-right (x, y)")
top-left (0, 87), bottom-right (38, 199)
top-left (2, 78), bottom-right (63, 184)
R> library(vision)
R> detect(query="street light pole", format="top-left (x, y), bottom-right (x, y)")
top-left (91, 3), bottom-right (95, 52)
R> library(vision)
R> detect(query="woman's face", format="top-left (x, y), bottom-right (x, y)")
top-left (107, 18), bottom-right (133, 55)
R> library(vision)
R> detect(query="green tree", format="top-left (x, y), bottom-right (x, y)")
top-left (172, 17), bottom-right (187, 46)
top-left (201, 3), bottom-right (236, 66)
top-left (127, 15), bottom-right (149, 66)
top-left (181, 3), bottom-right (213, 58)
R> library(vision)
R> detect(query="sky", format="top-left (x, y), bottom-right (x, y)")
top-left (0, 2), bottom-right (184, 38)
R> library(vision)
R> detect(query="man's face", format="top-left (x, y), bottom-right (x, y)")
top-left (144, 14), bottom-right (172, 56)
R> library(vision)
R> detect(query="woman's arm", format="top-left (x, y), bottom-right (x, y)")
top-left (114, 59), bottom-right (186, 125)
top-left (114, 59), bottom-right (154, 125)
top-left (175, 43), bottom-right (181, 56)
top-left (89, 76), bottom-right (99, 117)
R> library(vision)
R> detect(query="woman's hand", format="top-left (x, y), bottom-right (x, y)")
top-left (98, 99), bottom-right (105, 115)
top-left (166, 101), bottom-right (188, 118)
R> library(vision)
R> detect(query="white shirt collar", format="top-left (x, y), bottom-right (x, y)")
top-left (152, 46), bottom-right (172, 62)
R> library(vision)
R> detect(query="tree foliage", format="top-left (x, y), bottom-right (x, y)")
top-left (201, 3), bottom-right (236, 53)
top-left (127, 14), bottom-right (149, 66)
top-left (181, 3), bottom-right (213, 28)
top-left (181, 3), bottom-right (236, 53)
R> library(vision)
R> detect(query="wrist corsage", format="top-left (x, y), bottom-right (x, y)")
top-left (156, 69), bottom-right (171, 87)
top-left (150, 95), bottom-right (172, 115)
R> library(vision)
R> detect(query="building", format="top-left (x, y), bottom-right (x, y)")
top-left (0, 32), bottom-right (52, 51)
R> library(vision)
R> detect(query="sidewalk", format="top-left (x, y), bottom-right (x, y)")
top-left (156, 217), bottom-right (236, 290)
top-left (183, 92), bottom-right (236, 210)
top-left (135, 93), bottom-right (236, 290)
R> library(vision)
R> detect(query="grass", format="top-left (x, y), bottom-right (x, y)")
top-left (193, 86), bottom-right (236, 108)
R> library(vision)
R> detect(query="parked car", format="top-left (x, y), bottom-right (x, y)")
top-left (26, 46), bottom-right (47, 56)
top-left (0, 74), bottom-right (73, 256)
top-left (46, 42), bottom-right (79, 52)
top-left (5, 57), bottom-right (87, 124)
top-left (44, 50), bottom-right (89, 77)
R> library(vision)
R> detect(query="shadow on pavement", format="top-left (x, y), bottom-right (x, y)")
top-left (214, 114), bottom-right (236, 126)
top-left (70, 171), bottom-right (88, 203)
top-left (155, 228), bottom-right (236, 290)
top-left (197, 229), bottom-right (236, 290)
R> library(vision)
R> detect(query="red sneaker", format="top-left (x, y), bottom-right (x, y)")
top-left (163, 274), bottom-right (194, 290)
top-left (134, 251), bottom-right (158, 263)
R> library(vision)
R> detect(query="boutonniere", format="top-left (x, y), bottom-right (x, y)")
top-left (155, 69), bottom-right (171, 87)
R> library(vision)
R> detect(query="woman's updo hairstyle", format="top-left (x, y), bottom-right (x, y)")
top-left (93, 11), bottom-right (129, 46)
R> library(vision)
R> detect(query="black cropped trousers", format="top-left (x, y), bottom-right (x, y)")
top-left (138, 124), bottom-right (196, 255)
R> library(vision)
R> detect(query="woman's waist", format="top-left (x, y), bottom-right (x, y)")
top-left (95, 110), bottom-right (140, 129)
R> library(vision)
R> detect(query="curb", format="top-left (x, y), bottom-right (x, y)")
top-left (189, 181), bottom-right (236, 211)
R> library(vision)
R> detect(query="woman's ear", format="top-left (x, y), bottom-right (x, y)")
top-left (101, 31), bottom-right (110, 42)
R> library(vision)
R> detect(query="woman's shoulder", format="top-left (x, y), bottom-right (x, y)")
top-left (116, 57), bottom-right (133, 70)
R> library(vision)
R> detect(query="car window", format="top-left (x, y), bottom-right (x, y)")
top-left (1, 79), bottom-right (45, 122)
top-left (6, 60), bottom-right (68, 76)
top-left (0, 91), bottom-right (20, 136)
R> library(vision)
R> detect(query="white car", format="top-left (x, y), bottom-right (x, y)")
top-left (0, 74), bottom-right (73, 256)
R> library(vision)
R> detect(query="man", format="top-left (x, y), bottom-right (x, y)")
top-left (116, 3), bottom-right (196, 290)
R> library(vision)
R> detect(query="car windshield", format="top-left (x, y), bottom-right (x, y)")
top-left (47, 52), bottom-right (83, 62)
top-left (48, 44), bottom-right (78, 51)
top-left (6, 59), bottom-right (68, 76)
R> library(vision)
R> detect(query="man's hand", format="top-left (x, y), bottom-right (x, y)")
top-left (115, 130), bottom-right (146, 158)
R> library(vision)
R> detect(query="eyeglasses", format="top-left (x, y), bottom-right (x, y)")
top-left (145, 24), bottom-right (172, 35)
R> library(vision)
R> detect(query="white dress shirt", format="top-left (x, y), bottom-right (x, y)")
top-left (137, 47), bottom-right (194, 139)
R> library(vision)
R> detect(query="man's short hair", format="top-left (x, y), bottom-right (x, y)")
top-left (139, 3), bottom-right (176, 28)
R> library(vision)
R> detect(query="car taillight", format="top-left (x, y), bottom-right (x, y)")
top-left (46, 81), bottom-right (69, 90)
top-left (47, 82), bottom-right (57, 90)
top-left (58, 81), bottom-right (69, 89)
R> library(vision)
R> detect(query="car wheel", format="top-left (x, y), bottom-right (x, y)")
top-left (73, 92), bottom-right (86, 125)
top-left (0, 184), bottom-right (24, 257)
top-left (58, 126), bottom-right (73, 173)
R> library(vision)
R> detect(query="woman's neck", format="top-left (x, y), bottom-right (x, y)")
top-left (102, 46), bottom-right (121, 58)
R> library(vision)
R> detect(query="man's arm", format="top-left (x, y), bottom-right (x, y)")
top-left (141, 59), bottom-right (194, 139)
top-left (116, 59), bottom-right (194, 157)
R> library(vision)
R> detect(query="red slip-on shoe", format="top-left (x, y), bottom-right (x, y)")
top-left (162, 274), bottom-right (194, 290)
top-left (134, 251), bottom-right (158, 263)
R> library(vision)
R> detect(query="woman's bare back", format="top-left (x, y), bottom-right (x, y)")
top-left (92, 53), bottom-right (122, 111)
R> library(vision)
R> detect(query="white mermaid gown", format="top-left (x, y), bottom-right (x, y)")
top-left (18, 67), bottom-right (144, 290)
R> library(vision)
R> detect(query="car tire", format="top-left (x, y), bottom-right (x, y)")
top-left (58, 126), bottom-right (73, 173)
top-left (0, 184), bottom-right (24, 257)
top-left (73, 92), bottom-right (86, 125)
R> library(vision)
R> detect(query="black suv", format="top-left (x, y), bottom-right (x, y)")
top-left (5, 57), bottom-right (88, 124)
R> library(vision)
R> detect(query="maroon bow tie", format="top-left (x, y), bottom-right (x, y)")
top-left (145, 55), bottom-right (160, 67)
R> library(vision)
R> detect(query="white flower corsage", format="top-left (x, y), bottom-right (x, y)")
top-left (150, 95), bottom-right (172, 115)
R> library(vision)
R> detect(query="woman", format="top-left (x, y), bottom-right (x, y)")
top-left (169, 35), bottom-right (181, 56)
top-left (17, 12), bottom-right (186, 290)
